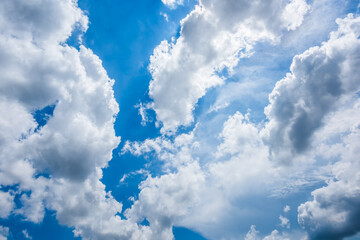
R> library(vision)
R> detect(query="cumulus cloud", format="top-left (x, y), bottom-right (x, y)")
top-left (0, 191), bottom-right (14, 219)
top-left (264, 14), bottom-right (360, 162)
top-left (279, 215), bottom-right (290, 229)
top-left (125, 162), bottom-right (206, 240)
top-left (124, 112), bottom-right (281, 239)
top-left (0, 226), bottom-right (9, 240)
top-left (244, 225), bottom-right (292, 240)
top-left (123, 130), bottom-right (199, 169)
top-left (161, 0), bottom-right (184, 9)
top-left (298, 117), bottom-right (360, 240)
top-left (148, 0), bottom-right (310, 134)
top-left (124, 12), bottom-right (360, 240)
top-left (282, 0), bottom-right (311, 31)
top-left (0, 0), bottom-right (150, 239)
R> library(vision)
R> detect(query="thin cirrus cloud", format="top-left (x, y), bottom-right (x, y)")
top-left (0, 0), bottom-right (360, 240)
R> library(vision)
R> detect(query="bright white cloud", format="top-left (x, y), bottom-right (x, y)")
top-left (1, 0), bottom-right (359, 239)
top-left (161, 0), bottom-right (184, 9)
top-left (148, 0), bottom-right (310, 134)
top-left (0, 191), bottom-right (14, 219)
top-left (0, 0), bottom-right (148, 239)
top-left (282, 0), bottom-right (311, 31)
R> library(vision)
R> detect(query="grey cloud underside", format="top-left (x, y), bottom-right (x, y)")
top-left (264, 14), bottom-right (360, 161)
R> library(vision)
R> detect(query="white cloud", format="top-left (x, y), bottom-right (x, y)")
top-left (0, 0), bottom-right (154, 239)
top-left (161, 0), bottom-right (184, 9)
top-left (124, 12), bottom-right (360, 240)
top-left (123, 130), bottom-right (198, 169)
top-left (22, 229), bottom-right (32, 239)
top-left (298, 123), bottom-right (360, 240)
top-left (244, 225), bottom-right (295, 240)
top-left (216, 111), bottom-right (261, 157)
top-left (148, 0), bottom-right (310, 134)
top-left (0, 226), bottom-right (9, 240)
top-left (284, 205), bottom-right (291, 213)
top-left (1, 0), bottom-right (359, 239)
top-left (263, 14), bottom-right (360, 163)
top-left (0, 191), bottom-right (14, 219)
top-left (279, 215), bottom-right (290, 229)
top-left (282, 0), bottom-right (311, 31)
top-left (126, 162), bottom-right (205, 240)
top-left (245, 225), bottom-right (260, 240)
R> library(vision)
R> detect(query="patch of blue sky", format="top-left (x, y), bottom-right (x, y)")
top-left (0, 210), bottom-right (80, 240)
top-left (32, 104), bottom-right (56, 131)
top-left (173, 226), bottom-right (207, 240)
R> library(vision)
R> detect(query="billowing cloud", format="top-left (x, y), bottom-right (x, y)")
top-left (1, 0), bottom-right (359, 239)
top-left (264, 14), bottom-right (360, 162)
top-left (148, 0), bottom-right (310, 134)
top-left (0, 0), bottom-right (141, 239)
top-left (298, 116), bottom-right (360, 240)
top-left (124, 12), bottom-right (360, 240)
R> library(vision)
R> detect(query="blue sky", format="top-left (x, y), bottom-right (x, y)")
top-left (1, 0), bottom-right (360, 240)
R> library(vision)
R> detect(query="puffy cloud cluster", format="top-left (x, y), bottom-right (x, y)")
top-left (148, 0), bottom-right (310, 134)
top-left (264, 14), bottom-right (360, 162)
top-left (0, 0), bottom-right (147, 239)
top-left (298, 102), bottom-right (360, 240)
top-left (123, 130), bottom-right (199, 169)
top-left (126, 12), bottom-right (360, 240)
top-left (244, 225), bottom-right (293, 240)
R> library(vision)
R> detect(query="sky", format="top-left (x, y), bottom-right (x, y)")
top-left (0, 0), bottom-right (360, 240)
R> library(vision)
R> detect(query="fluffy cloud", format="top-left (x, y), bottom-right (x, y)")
top-left (124, 112), bottom-right (280, 239)
top-left (244, 225), bottom-right (292, 240)
top-left (0, 191), bottom-right (14, 219)
top-left (125, 12), bottom-right (360, 240)
top-left (0, 226), bottom-right (9, 240)
top-left (122, 130), bottom-right (198, 169)
top-left (161, 0), bottom-right (184, 9)
top-left (126, 162), bottom-right (205, 240)
top-left (256, 13), bottom-right (360, 240)
top-left (148, 0), bottom-right (310, 134)
top-left (282, 0), bottom-right (311, 31)
top-left (0, 0), bottom-right (142, 239)
top-left (264, 14), bottom-right (360, 162)
top-left (298, 112), bottom-right (360, 240)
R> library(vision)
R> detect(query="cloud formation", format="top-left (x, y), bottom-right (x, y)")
top-left (125, 12), bottom-right (360, 240)
top-left (298, 102), bottom-right (360, 240)
top-left (148, 0), bottom-right (310, 134)
top-left (264, 14), bottom-right (360, 162)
